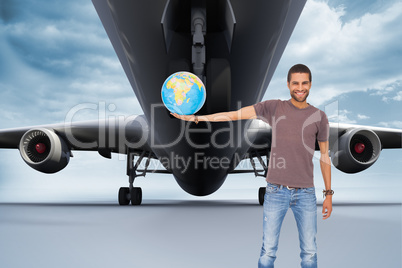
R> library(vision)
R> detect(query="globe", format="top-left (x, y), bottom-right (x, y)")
top-left (161, 71), bottom-right (206, 115)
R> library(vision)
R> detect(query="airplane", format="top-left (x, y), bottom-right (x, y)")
top-left (0, 0), bottom-right (401, 206)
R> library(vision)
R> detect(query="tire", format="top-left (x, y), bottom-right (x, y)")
top-left (130, 187), bottom-right (142, 206)
top-left (258, 187), bottom-right (266, 205)
top-left (118, 187), bottom-right (130, 206)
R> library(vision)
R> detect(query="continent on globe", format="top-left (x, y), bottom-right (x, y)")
top-left (161, 71), bottom-right (206, 115)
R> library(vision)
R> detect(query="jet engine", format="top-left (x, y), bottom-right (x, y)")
top-left (19, 128), bottom-right (71, 173)
top-left (330, 128), bottom-right (381, 173)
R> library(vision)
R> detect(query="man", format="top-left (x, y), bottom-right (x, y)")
top-left (172, 64), bottom-right (333, 268)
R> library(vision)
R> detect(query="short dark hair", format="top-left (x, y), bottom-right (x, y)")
top-left (287, 64), bottom-right (312, 82)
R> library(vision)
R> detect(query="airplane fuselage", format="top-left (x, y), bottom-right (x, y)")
top-left (92, 0), bottom-right (306, 196)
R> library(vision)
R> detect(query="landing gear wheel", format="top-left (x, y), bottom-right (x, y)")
top-left (130, 187), bottom-right (142, 206)
top-left (258, 187), bottom-right (266, 205)
top-left (118, 187), bottom-right (130, 206)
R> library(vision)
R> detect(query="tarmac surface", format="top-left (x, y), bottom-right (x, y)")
top-left (0, 200), bottom-right (401, 268)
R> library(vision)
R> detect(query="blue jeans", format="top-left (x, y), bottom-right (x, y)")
top-left (258, 183), bottom-right (317, 268)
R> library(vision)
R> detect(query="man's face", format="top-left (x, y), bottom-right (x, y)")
top-left (287, 72), bottom-right (311, 103)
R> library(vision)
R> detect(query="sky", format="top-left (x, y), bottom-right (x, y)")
top-left (0, 0), bottom-right (401, 203)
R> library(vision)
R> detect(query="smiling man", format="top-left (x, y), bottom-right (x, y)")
top-left (172, 64), bottom-right (333, 268)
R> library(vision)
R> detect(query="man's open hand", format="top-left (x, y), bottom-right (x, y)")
top-left (170, 113), bottom-right (194, 121)
top-left (322, 196), bottom-right (332, 220)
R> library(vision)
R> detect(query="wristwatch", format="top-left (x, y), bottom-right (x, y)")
top-left (323, 189), bottom-right (334, 198)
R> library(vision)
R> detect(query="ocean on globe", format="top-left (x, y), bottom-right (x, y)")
top-left (161, 71), bottom-right (206, 115)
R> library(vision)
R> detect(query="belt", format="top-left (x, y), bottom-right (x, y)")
top-left (272, 184), bottom-right (300, 190)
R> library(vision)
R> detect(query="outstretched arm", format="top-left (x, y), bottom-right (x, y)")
top-left (171, 105), bottom-right (257, 123)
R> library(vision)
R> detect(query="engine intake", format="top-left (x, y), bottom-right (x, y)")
top-left (19, 128), bottom-right (71, 173)
top-left (331, 128), bottom-right (381, 173)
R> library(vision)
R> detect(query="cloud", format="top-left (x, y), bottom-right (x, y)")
top-left (266, 0), bottom-right (402, 106)
top-left (369, 80), bottom-right (401, 97)
top-left (378, 121), bottom-right (402, 129)
top-left (326, 109), bottom-right (357, 124)
top-left (357, 114), bottom-right (370, 120)
top-left (0, 0), bottom-right (141, 128)
top-left (381, 90), bottom-right (402, 103)
top-left (393, 92), bottom-right (402, 101)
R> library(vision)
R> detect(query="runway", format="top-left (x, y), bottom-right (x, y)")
top-left (0, 200), bottom-right (400, 268)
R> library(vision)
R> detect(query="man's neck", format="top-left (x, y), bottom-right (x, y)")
top-left (290, 98), bottom-right (309, 109)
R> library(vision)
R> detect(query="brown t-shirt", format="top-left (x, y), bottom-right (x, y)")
top-left (253, 99), bottom-right (329, 188)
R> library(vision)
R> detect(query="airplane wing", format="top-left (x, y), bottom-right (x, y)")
top-left (245, 120), bottom-right (402, 174)
top-left (0, 115), bottom-right (152, 174)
